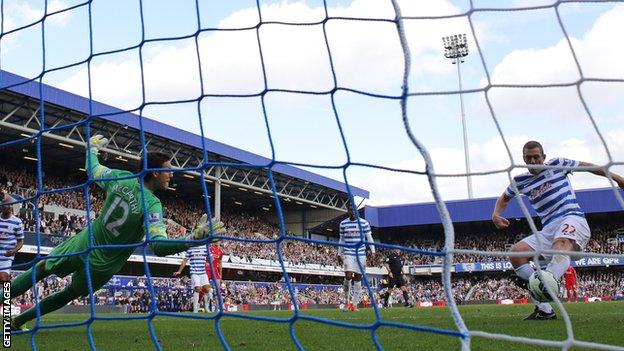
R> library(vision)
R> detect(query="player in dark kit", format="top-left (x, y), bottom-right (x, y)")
top-left (380, 250), bottom-right (412, 307)
top-left (9, 135), bottom-right (224, 330)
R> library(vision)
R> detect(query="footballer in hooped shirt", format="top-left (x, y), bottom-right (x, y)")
top-left (0, 192), bottom-right (24, 283)
top-left (492, 140), bottom-right (624, 320)
top-left (338, 206), bottom-right (375, 312)
top-left (174, 244), bottom-right (211, 313)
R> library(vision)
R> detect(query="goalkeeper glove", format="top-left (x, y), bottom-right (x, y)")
top-left (188, 215), bottom-right (225, 242)
top-left (88, 135), bottom-right (109, 154)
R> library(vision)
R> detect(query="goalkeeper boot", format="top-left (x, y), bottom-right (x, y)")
top-left (10, 320), bottom-right (29, 334)
top-left (523, 306), bottom-right (557, 320)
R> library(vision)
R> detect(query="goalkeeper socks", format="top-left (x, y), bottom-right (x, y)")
top-left (514, 263), bottom-right (534, 281)
top-left (193, 292), bottom-right (200, 313)
top-left (343, 279), bottom-right (351, 305)
top-left (13, 288), bottom-right (78, 327)
top-left (353, 281), bottom-right (362, 306)
top-left (546, 254), bottom-right (570, 280)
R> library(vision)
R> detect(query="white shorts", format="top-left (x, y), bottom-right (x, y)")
top-left (0, 259), bottom-right (13, 274)
top-left (343, 255), bottom-right (366, 274)
top-left (521, 215), bottom-right (590, 260)
top-left (191, 273), bottom-right (209, 288)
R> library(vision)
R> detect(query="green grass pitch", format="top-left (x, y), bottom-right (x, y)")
top-left (10, 302), bottom-right (624, 350)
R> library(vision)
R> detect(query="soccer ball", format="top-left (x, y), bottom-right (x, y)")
top-left (528, 271), bottom-right (560, 302)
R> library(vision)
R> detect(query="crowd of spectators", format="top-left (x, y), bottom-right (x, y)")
top-left (577, 271), bottom-right (624, 299)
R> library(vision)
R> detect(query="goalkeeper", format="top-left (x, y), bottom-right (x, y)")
top-left (10, 135), bottom-right (224, 330)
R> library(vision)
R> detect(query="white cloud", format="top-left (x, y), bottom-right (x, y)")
top-left (359, 135), bottom-right (525, 205)
top-left (2, 0), bottom-right (72, 31)
top-left (490, 42), bottom-right (579, 85)
top-left (330, 0), bottom-right (463, 18)
top-left (47, 0), bottom-right (73, 27)
top-left (359, 130), bottom-right (624, 206)
top-left (512, 0), bottom-right (557, 8)
top-left (0, 0), bottom-right (73, 53)
top-left (58, 0), bottom-right (482, 109)
top-left (8, 2), bottom-right (42, 30)
top-left (486, 4), bottom-right (624, 119)
top-left (60, 52), bottom-right (143, 109)
top-left (46, 0), bottom-right (624, 207)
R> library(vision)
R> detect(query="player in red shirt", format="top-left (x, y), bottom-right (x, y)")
top-left (202, 242), bottom-right (224, 312)
top-left (563, 266), bottom-right (577, 302)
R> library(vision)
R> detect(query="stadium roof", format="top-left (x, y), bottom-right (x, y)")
top-left (365, 187), bottom-right (624, 228)
top-left (0, 70), bottom-right (368, 211)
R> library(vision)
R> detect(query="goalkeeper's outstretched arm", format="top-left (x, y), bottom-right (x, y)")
top-left (85, 135), bottom-right (116, 190)
top-left (148, 213), bottom-right (225, 257)
top-left (86, 135), bottom-right (227, 256)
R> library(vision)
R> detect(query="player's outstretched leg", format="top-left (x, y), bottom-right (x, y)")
top-left (10, 261), bottom-right (50, 299)
top-left (12, 285), bottom-right (80, 329)
top-left (13, 263), bottom-right (113, 329)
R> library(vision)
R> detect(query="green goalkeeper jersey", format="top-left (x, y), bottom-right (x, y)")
top-left (70, 150), bottom-right (178, 273)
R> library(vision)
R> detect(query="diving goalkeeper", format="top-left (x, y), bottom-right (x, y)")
top-left (10, 135), bottom-right (224, 330)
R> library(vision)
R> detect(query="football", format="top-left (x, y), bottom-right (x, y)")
top-left (528, 271), bottom-right (560, 302)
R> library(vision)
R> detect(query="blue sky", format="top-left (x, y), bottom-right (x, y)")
top-left (2, 0), bottom-right (623, 205)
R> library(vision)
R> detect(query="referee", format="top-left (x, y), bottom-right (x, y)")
top-left (380, 250), bottom-right (412, 307)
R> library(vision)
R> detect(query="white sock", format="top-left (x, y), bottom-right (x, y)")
top-left (343, 279), bottom-right (351, 305)
top-left (353, 281), bottom-right (362, 306)
top-left (193, 292), bottom-right (199, 313)
top-left (528, 294), bottom-right (553, 313)
top-left (203, 291), bottom-right (210, 312)
top-left (538, 302), bottom-right (553, 313)
top-left (546, 254), bottom-right (570, 280)
top-left (514, 263), bottom-right (534, 281)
